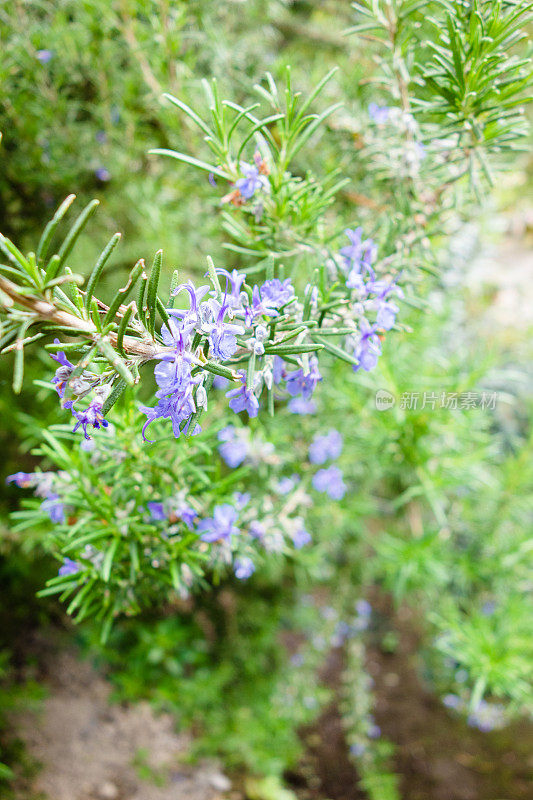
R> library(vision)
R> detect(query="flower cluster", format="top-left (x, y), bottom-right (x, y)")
top-left (334, 228), bottom-right (403, 373)
top-left (51, 341), bottom-right (111, 439)
top-left (222, 151), bottom-right (270, 208)
top-left (146, 486), bottom-right (312, 581)
top-left (7, 435), bottom-right (311, 588)
top-left (308, 429), bottom-right (343, 464)
top-left (312, 465), bottom-right (346, 500)
top-left (218, 424), bottom-right (275, 468)
top-left (6, 470), bottom-right (68, 524)
top-left (41, 194), bottom-right (402, 444)
top-left (442, 695), bottom-right (507, 733)
top-left (307, 428), bottom-right (346, 500)
top-left (138, 268), bottom-right (327, 440)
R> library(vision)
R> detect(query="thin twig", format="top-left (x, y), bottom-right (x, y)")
top-left (0, 275), bottom-right (165, 360)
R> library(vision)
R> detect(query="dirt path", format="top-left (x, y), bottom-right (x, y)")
top-left (14, 648), bottom-right (232, 800)
top-left (368, 600), bottom-right (533, 800)
top-left (465, 209), bottom-right (533, 332)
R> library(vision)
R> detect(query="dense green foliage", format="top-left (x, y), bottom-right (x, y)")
top-left (1, 1), bottom-right (531, 794)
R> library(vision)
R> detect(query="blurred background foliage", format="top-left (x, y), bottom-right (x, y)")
top-left (1, 0), bottom-right (532, 796)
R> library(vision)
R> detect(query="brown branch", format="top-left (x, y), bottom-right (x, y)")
top-left (0, 275), bottom-right (167, 360)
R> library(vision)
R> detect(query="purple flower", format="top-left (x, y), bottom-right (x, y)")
top-left (368, 723), bottom-right (381, 739)
top-left (291, 525), bottom-right (311, 549)
top-left (366, 279), bottom-right (403, 331)
top-left (205, 299), bottom-right (244, 361)
top-left (50, 342), bottom-right (72, 369)
top-left (259, 278), bottom-right (294, 310)
top-left (249, 520), bottom-right (266, 540)
top-left (467, 701), bottom-right (505, 732)
top-left (147, 502), bottom-right (166, 522)
top-left (226, 371), bottom-right (259, 418)
top-left (141, 294), bottom-right (205, 440)
top-left (234, 492), bottom-right (251, 510)
top-left (273, 356), bottom-right (287, 385)
top-left (168, 280), bottom-right (210, 329)
top-left (339, 227), bottom-right (364, 268)
top-left (312, 466), bottom-right (346, 500)
top-left (352, 319), bottom-right (382, 373)
top-left (50, 340), bottom-right (74, 398)
top-left (41, 493), bottom-right (65, 523)
top-left (213, 375), bottom-right (229, 390)
top-left (243, 284), bottom-right (278, 326)
top-left (355, 599), bottom-right (372, 618)
top-left (6, 472), bottom-right (39, 489)
top-left (351, 599), bottom-right (372, 631)
top-left (58, 557), bottom-right (79, 577)
top-left (340, 228), bottom-right (377, 276)
top-left (218, 426), bottom-right (249, 468)
top-left (178, 505), bottom-right (197, 528)
top-left (215, 268), bottom-right (247, 310)
top-left (443, 694), bottom-right (462, 710)
top-left (140, 393), bottom-right (199, 442)
top-left (368, 103), bottom-right (390, 124)
top-left (36, 49), bottom-right (53, 63)
top-left (167, 498), bottom-right (197, 528)
top-left (234, 557), bottom-right (255, 580)
top-left (285, 356), bottom-right (322, 400)
top-left (481, 601), bottom-right (496, 616)
top-left (288, 397), bottom-right (317, 415)
top-left (72, 396), bottom-right (109, 440)
top-left (154, 357), bottom-right (194, 398)
top-left (95, 130), bottom-right (107, 144)
top-left (211, 328), bottom-right (238, 359)
top-left (276, 475), bottom-right (300, 495)
top-left (7, 471), bottom-right (55, 498)
top-left (308, 429), bottom-right (343, 464)
top-left (235, 162), bottom-right (269, 199)
top-left (335, 621), bottom-right (353, 642)
top-left (346, 269), bottom-right (367, 293)
top-left (95, 167), bottom-right (110, 182)
top-left (376, 300), bottom-right (399, 330)
top-left (198, 504), bottom-right (240, 543)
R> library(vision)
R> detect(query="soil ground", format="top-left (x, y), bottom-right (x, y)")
top-left (291, 597), bottom-right (533, 800)
top-left (9, 634), bottom-right (231, 800)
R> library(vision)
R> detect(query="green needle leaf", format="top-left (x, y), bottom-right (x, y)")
top-left (104, 258), bottom-right (145, 324)
top-left (146, 249), bottom-right (163, 336)
top-left (163, 93), bottom-right (214, 137)
top-left (116, 302), bottom-right (134, 356)
top-left (55, 199), bottom-right (100, 274)
top-left (149, 148), bottom-right (230, 180)
top-left (263, 343), bottom-right (324, 355)
top-left (168, 269), bottom-right (180, 308)
top-left (84, 232), bottom-right (122, 311)
top-left (102, 538), bottom-right (119, 582)
top-left (37, 194), bottom-right (76, 264)
top-left (199, 361), bottom-right (239, 380)
top-left (102, 378), bottom-right (128, 416)
top-left (312, 335), bottom-right (357, 365)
